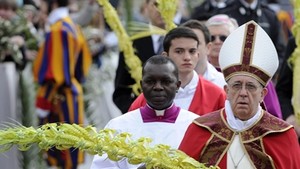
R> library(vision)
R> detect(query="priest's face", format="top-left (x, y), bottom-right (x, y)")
top-left (225, 75), bottom-right (267, 120)
top-left (141, 62), bottom-right (180, 110)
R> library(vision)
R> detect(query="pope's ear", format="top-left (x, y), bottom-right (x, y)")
top-left (262, 87), bottom-right (268, 98)
top-left (224, 85), bottom-right (229, 96)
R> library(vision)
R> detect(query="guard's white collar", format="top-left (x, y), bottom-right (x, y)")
top-left (48, 7), bottom-right (69, 25)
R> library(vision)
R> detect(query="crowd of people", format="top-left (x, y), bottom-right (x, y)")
top-left (0, 0), bottom-right (299, 169)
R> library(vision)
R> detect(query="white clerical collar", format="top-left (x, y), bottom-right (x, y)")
top-left (155, 109), bottom-right (164, 116)
top-left (225, 100), bottom-right (263, 131)
top-left (146, 103), bottom-right (174, 116)
top-left (48, 7), bottom-right (69, 25)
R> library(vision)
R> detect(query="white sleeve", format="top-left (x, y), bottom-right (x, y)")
top-left (90, 120), bottom-right (123, 169)
top-left (90, 154), bottom-right (120, 169)
top-left (90, 153), bottom-right (142, 169)
top-left (90, 113), bottom-right (144, 169)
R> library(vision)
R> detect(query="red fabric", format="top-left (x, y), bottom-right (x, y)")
top-left (36, 97), bottom-right (52, 110)
top-left (179, 119), bottom-right (300, 169)
top-left (188, 76), bottom-right (226, 115)
top-left (129, 93), bottom-right (147, 112)
top-left (263, 129), bottom-right (300, 169)
top-left (129, 76), bottom-right (226, 116)
top-left (178, 123), bottom-right (211, 160)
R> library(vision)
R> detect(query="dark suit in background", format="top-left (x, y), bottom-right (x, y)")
top-left (276, 37), bottom-right (300, 142)
top-left (191, 0), bottom-right (235, 21)
top-left (113, 36), bottom-right (156, 113)
top-left (276, 37), bottom-right (295, 120)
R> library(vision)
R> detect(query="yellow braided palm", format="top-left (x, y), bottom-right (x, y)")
top-left (97, 0), bottom-right (142, 95)
top-left (96, 0), bottom-right (179, 95)
top-left (289, 0), bottom-right (300, 124)
top-left (0, 123), bottom-right (218, 169)
top-left (157, 0), bottom-right (178, 31)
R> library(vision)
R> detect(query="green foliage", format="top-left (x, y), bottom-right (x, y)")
top-left (0, 9), bottom-right (38, 63)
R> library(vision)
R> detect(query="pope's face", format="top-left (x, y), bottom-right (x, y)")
top-left (142, 62), bottom-right (180, 110)
top-left (225, 75), bottom-right (267, 120)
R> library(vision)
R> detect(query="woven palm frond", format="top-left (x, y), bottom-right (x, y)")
top-left (127, 21), bottom-right (167, 41)
top-left (0, 123), bottom-right (218, 169)
top-left (290, 0), bottom-right (300, 124)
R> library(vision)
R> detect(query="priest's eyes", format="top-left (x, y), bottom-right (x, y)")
top-left (143, 79), bottom-right (174, 85)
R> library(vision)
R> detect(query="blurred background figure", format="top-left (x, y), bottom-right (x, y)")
top-left (205, 14), bottom-right (238, 71)
top-left (190, 0), bottom-right (235, 22)
top-left (80, 0), bottom-right (122, 131)
top-left (276, 36), bottom-right (300, 141)
top-left (33, 0), bottom-right (92, 168)
top-left (113, 0), bottom-right (167, 114)
top-left (0, 0), bottom-right (39, 169)
top-left (267, 0), bottom-right (294, 44)
top-left (0, 2), bottom-right (21, 168)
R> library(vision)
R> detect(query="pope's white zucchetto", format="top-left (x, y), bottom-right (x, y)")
top-left (219, 20), bottom-right (279, 87)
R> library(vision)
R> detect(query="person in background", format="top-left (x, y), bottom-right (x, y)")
top-left (113, 0), bottom-right (166, 114)
top-left (179, 21), bottom-right (300, 169)
top-left (33, 0), bottom-right (92, 168)
top-left (205, 14), bottom-right (238, 71)
top-left (113, 0), bottom-right (189, 114)
top-left (267, 0), bottom-right (293, 44)
top-left (0, 0), bottom-right (33, 70)
top-left (181, 19), bottom-right (226, 88)
top-left (0, 1), bottom-right (29, 169)
top-left (129, 27), bottom-right (226, 116)
top-left (276, 36), bottom-right (300, 141)
top-left (206, 13), bottom-right (283, 118)
top-left (90, 55), bottom-right (199, 169)
top-left (69, 0), bottom-right (98, 27)
top-left (191, 0), bottom-right (235, 22)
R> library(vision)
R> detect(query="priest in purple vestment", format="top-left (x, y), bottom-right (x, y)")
top-left (90, 55), bottom-right (199, 169)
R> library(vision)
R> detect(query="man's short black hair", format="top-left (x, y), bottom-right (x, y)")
top-left (142, 55), bottom-right (179, 80)
top-left (163, 27), bottom-right (199, 53)
top-left (181, 19), bottom-right (211, 44)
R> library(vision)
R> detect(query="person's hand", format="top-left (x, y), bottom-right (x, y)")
top-left (9, 35), bottom-right (25, 47)
top-left (25, 50), bottom-right (37, 61)
top-left (286, 115), bottom-right (300, 138)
